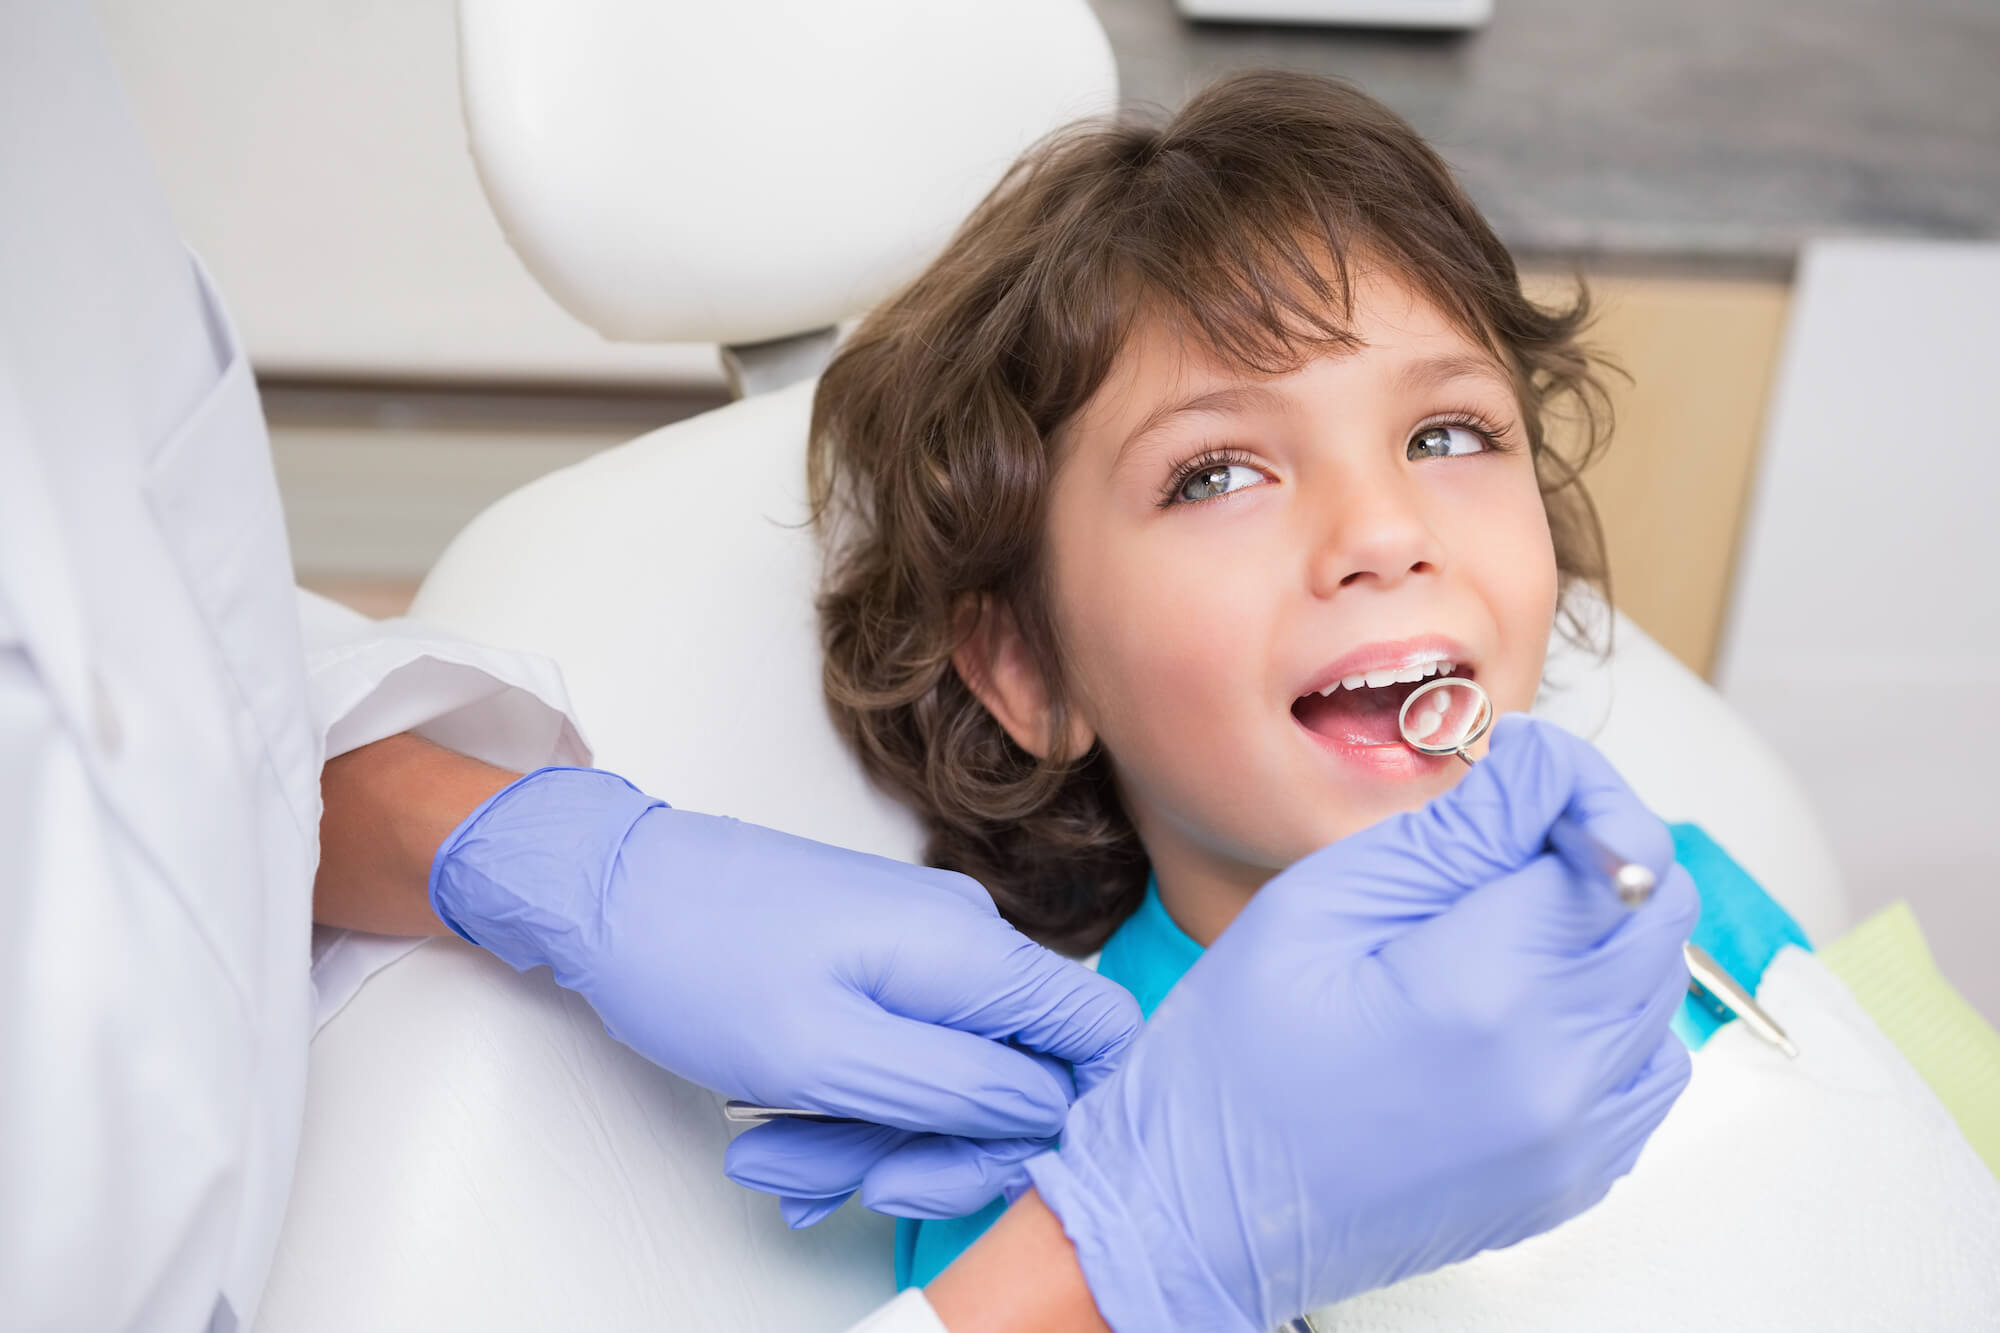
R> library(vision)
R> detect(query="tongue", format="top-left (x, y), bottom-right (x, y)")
top-left (1293, 681), bottom-right (1422, 746)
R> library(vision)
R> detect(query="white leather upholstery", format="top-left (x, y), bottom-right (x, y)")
top-left (261, 382), bottom-right (1851, 1331)
top-left (261, 931), bottom-right (897, 1332)
top-left (417, 380), bottom-right (924, 858)
top-left (459, 0), bottom-right (1118, 346)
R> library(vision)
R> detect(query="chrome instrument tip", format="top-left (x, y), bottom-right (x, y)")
top-left (1614, 862), bottom-right (1658, 908)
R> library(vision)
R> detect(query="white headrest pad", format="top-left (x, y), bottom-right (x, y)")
top-left (458, 0), bottom-right (1118, 346)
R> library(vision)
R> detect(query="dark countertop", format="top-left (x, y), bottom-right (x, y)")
top-left (1089, 0), bottom-right (2000, 267)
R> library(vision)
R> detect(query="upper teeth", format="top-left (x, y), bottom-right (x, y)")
top-left (1317, 658), bottom-right (1457, 695)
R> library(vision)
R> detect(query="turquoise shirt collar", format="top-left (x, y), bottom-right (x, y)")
top-left (1091, 825), bottom-right (1812, 1042)
top-left (1096, 874), bottom-right (1204, 1019)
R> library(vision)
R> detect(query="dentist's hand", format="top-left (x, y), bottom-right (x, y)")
top-left (427, 766), bottom-right (1140, 1222)
top-left (1019, 716), bottom-right (1698, 1332)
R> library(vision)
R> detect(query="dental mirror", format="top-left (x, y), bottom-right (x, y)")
top-left (1395, 675), bottom-right (1654, 908)
top-left (1396, 675), bottom-right (1494, 762)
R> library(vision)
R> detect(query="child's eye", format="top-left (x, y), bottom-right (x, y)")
top-left (1407, 424), bottom-right (1491, 460)
top-left (1174, 462), bottom-right (1266, 504)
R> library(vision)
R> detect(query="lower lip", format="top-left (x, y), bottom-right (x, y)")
top-left (1293, 719), bottom-right (1456, 779)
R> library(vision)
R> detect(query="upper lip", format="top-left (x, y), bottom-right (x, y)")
top-left (1295, 635), bottom-right (1475, 699)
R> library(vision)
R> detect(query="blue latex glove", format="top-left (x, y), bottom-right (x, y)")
top-left (725, 1097), bottom-right (1062, 1228)
top-left (1022, 716), bottom-right (1699, 1331)
top-left (429, 766), bottom-right (1141, 1219)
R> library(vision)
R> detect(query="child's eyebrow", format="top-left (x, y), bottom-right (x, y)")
top-left (1112, 353), bottom-right (1512, 469)
top-left (1394, 352), bottom-right (1514, 396)
top-left (1114, 384), bottom-right (1290, 468)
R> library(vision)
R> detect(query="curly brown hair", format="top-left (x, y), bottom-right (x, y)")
top-left (809, 70), bottom-right (1614, 954)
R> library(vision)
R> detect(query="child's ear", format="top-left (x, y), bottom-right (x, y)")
top-left (952, 595), bottom-right (1095, 762)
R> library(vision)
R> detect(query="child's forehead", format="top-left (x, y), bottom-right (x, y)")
top-left (1064, 271), bottom-right (1513, 446)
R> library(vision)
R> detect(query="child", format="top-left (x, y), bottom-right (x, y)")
top-left (807, 70), bottom-right (2000, 1316)
top-left (814, 70), bottom-right (1607, 959)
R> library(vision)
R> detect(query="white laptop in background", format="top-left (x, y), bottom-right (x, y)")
top-left (1178, 0), bottom-right (1491, 27)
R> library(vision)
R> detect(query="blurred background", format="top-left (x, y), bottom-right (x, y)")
top-left (90, 0), bottom-right (1997, 1014)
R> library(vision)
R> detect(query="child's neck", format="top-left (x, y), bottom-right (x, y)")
top-left (1148, 842), bottom-right (1279, 948)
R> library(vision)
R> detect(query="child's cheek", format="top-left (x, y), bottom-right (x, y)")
top-left (1055, 544), bottom-right (1268, 800)
top-left (1487, 500), bottom-right (1561, 714)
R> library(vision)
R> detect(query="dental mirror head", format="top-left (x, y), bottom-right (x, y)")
top-left (1397, 675), bottom-right (1493, 762)
top-left (1398, 676), bottom-right (1663, 914)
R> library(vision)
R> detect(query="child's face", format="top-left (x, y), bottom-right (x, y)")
top-left (972, 268), bottom-right (1560, 936)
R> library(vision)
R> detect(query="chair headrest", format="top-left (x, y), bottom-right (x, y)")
top-left (457, 0), bottom-right (1118, 347)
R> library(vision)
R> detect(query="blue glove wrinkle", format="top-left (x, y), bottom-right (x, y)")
top-left (857, 1134), bottom-right (1053, 1219)
top-left (722, 1119), bottom-right (913, 1199)
top-left (429, 766), bottom-right (659, 973)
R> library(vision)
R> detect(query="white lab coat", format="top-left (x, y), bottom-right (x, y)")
top-left (0, 6), bottom-right (585, 1328)
top-left (0, 7), bottom-right (944, 1331)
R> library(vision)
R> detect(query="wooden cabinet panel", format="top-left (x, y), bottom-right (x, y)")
top-left (1525, 271), bottom-right (1791, 677)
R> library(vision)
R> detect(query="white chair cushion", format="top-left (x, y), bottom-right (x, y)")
top-left (1536, 610), bottom-right (1851, 945)
top-left (258, 935), bottom-right (897, 1332)
top-left (260, 384), bottom-right (1849, 1328)
top-left (412, 379), bottom-right (924, 857)
top-left (459, 1), bottom-right (1117, 346)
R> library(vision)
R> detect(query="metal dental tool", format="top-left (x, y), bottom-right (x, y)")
top-left (722, 1101), bottom-right (859, 1125)
top-left (1683, 942), bottom-right (1800, 1059)
top-left (1393, 675), bottom-right (1796, 1059)
top-left (1395, 676), bottom-right (1657, 906)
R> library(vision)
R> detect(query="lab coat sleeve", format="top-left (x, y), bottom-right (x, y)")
top-left (845, 1290), bottom-right (952, 1333)
top-left (298, 587), bottom-right (592, 1029)
top-left (298, 587), bottom-right (590, 769)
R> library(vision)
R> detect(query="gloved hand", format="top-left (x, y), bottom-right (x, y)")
top-left (1021, 716), bottom-right (1699, 1332)
top-left (428, 767), bottom-right (1140, 1225)
top-left (723, 1073), bottom-right (1067, 1226)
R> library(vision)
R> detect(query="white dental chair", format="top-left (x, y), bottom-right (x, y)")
top-left (256, 5), bottom-right (1847, 1328)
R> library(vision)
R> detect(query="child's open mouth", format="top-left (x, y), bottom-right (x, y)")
top-left (1291, 659), bottom-right (1470, 749)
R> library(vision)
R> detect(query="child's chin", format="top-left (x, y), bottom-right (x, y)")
top-left (1281, 787), bottom-right (1442, 858)
top-left (1346, 762), bottom-right (1467, 821)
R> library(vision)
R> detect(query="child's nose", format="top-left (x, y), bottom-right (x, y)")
top-left (1303, 468), bottom-right (1445, 598)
